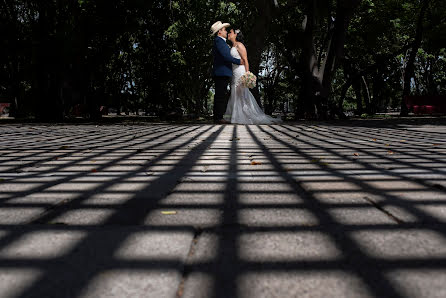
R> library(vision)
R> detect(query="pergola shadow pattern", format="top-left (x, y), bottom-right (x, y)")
top-left (0, 120), bottom-right (445, 298)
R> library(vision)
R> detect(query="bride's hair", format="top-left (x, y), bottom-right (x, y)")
top-left (234, 29), bottom-right (244, 43)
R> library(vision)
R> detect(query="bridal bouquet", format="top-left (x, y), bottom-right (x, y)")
top-left (239, 71), bottom-right (256, 89)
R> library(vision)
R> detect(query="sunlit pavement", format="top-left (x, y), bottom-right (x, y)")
top-left (0, 120), bottom-right (446, 298)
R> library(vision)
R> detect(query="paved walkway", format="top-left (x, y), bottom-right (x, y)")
top-left (0, 119), bottom-right (446, 297)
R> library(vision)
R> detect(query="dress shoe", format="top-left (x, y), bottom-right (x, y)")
top-left (214, 119), bottom-right (230, 124)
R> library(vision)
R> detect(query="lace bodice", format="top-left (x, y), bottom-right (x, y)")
top-left (230, 46), bottom-right (241, 59)
top-left (231, 47), bottom-right (245, 86)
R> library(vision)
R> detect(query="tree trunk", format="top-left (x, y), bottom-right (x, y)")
top-left (34, 2), bottom-right (64, 121)
top-left (372, 68), bottom-right (384, 112)
top-left (246, 0), bottom-right (277, 108)
top-left (362, 76), bottom-right (372, 113)
top-left (339, 80), bottom-right (350, 110)
top-left (3, 1), bottom-right (20, 118)
top-left (298, 4), bottom-right (319, 119)
top-left (353, 78), bottom-right (362, 115)
top-left (298, 0), bottom-right (360, 120)
top-left (400, 0), bottom-right (431, 116)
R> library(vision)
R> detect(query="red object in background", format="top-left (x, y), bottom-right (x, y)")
top-left (0, 103), bottom-right (10, 114)
top-left (424, 105), bottom-right (434, 113)
top-left (412, 105), bottom-right (435, 114)
top-left (405, 96), bottom-right (446, 114)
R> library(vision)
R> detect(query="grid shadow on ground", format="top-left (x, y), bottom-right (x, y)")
top-left (0, 120), bottom-right (445, 297)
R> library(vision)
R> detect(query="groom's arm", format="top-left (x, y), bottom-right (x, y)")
top-left (215, 38), bottom-right (241, 65)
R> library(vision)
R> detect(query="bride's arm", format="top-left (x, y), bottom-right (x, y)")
top-left (236, 43), bottom-right (249, 72)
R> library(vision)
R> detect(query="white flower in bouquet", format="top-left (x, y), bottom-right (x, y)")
top-left (239, 71), bottom-right (257, 89)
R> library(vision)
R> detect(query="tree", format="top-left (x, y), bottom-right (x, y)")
top-left (400, 0), bottom-right (432, 116)
top-left (297, 0), bottom-right (361, 119)
top-left (1, 0), bottom-right (445, 121)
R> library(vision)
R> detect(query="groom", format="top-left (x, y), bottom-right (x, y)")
top-left (210, 21), bottom-right (243, 124)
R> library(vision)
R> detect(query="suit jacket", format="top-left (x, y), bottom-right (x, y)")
top-left (213, 36), bottom-right (241, 77)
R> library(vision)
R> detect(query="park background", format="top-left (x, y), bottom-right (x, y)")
top-left (1, 0), bottom-right (445, 121)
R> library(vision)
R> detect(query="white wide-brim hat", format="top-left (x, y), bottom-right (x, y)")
top-left (210, 21), bottom-right (230, 35)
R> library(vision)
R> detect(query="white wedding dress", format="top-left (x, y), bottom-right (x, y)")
top-left (224, 47), bottom-right (282, 124)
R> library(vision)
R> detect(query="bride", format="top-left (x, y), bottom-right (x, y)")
top-left (224, 28), bottom-right (282, 124)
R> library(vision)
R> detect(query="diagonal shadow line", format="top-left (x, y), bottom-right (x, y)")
top-left (31, 125), bottom-right (216, 226)
top-left (0, 125), bottom-right (209, 261)
top-left (2, 130), bottom-right (174, 173)
top-left (245, 125), bottom-right (404, 298)
top-left (272, 125), bottom-right (446, 225)
top-left (352, 121), bottom-right (446, 140)
top-left (55, 125), bottom-right (181, 150)
top-left (292, 122), bottom-right (443, 149)
top-left (1, 124), bottom-right (177, 177)
top-left (332, 122), bottom-right (446, 144)
top-left (0, 124), bottom-right (144, 167)
top-left (284, 124), bottom-right (446, 194)
top-left (213, 125), bottom-right (239, 298)
top-left (296, 124), bottom-right (446, 177)
top-left (280, 124), bottom-right (441, 177)
top-left (326, 124), bottom-right (446, 164)
top-left (0, 126), bottom-right (85, 147)
top-left (292, 123), bottom-right (439, 152)
top-left (0, 125), bottom-right (192, 203)
top-left (0, 125), bottom-right (174, 178)
top-left (29, 125), bottom-right (213, 218)
top-left (320, 119), bottom-right (446, 138)
top-left (15, 125), bottom-right (225, 298)
top-left (328, 125), bottom-right (433, 140)
top-left (1, 124), bottom-right (123, 149)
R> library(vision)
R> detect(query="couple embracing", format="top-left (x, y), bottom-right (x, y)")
top-left (211, 21), bottom-right (281, 125)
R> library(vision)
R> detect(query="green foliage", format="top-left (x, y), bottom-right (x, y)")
top-left (0, 0), bottom-right (445, 120)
